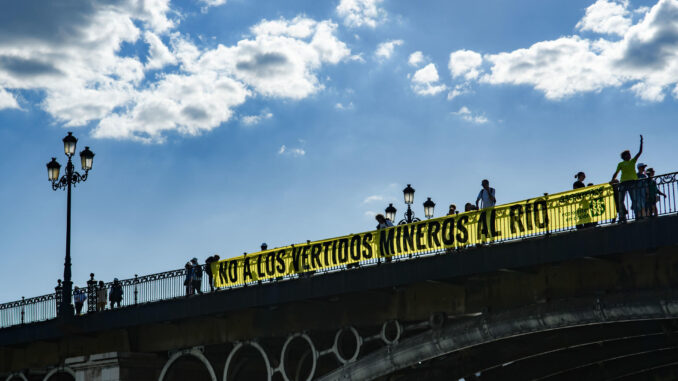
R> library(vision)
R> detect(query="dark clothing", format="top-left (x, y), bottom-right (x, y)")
top-left (573, 181), bottom-right (585, 189)
top-left (192, 263), bottom-right (203, 295)
top-left (205, 256), bottom-right (216, 291)
top-left (109, 282), bottom-right (123, 309)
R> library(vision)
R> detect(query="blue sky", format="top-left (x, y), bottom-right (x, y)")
top-left (1, 0), bottom-right (677, 302)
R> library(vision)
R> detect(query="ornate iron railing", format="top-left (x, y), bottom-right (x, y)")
top-left (1, 171), bottom-right (677, 329)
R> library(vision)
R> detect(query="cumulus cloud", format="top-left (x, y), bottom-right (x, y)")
top-left (0, 2), bottom-right (352, 142)
top-left (443, 0), bottom-right (678, 102)
top-left (278, 144), bottom-right (306, 157)
top-left (576, 0), bottom-right (632, 36)
top-left (411, 63), bottom-right (447, 95)
top-left (336, 0), bottom-right (387, 28)
top-left (362, 195), bottom-right (384, 204)
top-left (452, 106), bottom-right (488, 124)
top-left (375, 39), bottom-right (403, 60)
top-left (408, 51), bottom-right (425, 67)
top-left (448, 50), bottom-right (483, 80)
top-left (241, 111), bottom-right (273, 126)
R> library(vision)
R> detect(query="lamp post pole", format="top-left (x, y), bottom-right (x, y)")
top-left (47, 132), bottom-right (94, 318)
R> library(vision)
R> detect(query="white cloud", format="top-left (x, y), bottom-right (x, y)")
top-left (453, 106), bottom-right (488, 124)
top-left (576, 0), bottom-right (632, 36)
top-left (447, 84), bottom-right (470, 100)
top-left (336, 0), bottom-right (387, 28)
top-left (445, 0), bottom-right (678, 103)
top-left (375, 39), bottom-right (403, 60)
top-left (363, 195), bottom-right (384, 204)
top-left (335, 101), bottom-right (354, 110)
top-left (278, 144), bottom-right (306, 157)
top-left (241, 111), bottom-right (273, 126)
top-left (0, 88), bottom-right (19, 109)
top-left (408, 51), bottom-right (425, 67)
top-left (411, 63), bottom-right (447, 95)
top-left (0, 3), bottom-right (352, 142)
top-left (448, 50), bottom-right (483, 80)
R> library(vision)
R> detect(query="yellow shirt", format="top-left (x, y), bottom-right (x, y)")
top-left (616, 158), bottom-right (638, 182)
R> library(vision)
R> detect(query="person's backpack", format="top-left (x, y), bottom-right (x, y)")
top-left (194, 265), bottom-right (203, 278)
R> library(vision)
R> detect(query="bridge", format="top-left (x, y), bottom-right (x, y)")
top-left (1, 174), bottom-right (678, 381)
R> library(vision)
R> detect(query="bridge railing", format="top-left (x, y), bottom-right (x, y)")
top-left (1, 171), bottom-right (677, 329)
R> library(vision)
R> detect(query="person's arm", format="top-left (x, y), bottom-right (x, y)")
top-left (633, 134), bottom-right (643, 161)
top-left (612, 163), bottom-right (621, 182)
top-left (489, 188), bottom-right (496, 203)
top-left (658, 189), bottom-right (667, 197)
top-left (476, 190), bottom-right (482, 208)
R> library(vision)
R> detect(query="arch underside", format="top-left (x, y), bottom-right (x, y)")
top-left (320, 289), bottom-right (678, 381)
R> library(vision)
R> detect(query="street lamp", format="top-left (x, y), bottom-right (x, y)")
top-left (46, 132), bottom-right (95, 317)
top-left (385, 184), bottom-right (435, 225)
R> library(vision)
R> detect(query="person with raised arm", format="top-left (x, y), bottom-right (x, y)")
top-left (612, 135), bottom-right (643, 222)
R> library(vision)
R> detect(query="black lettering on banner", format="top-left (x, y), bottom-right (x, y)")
top-left (291, 245), bottom-right (302, 273)
top-left (322, 242), bottom-right (332, 266)
top-left (301, 246), bottom-right (310, 270)
top-left (490, 209), bottom-right (502, 237)
top-left (265, 253), bottom-right (276, 276)
top-left (525, 201), bottom-right (534, 230)
top-left (456, 215), bottom-right (469, 244)
top-left (477, 210), bottom-right (490, 240)
top-left (395, 226), bottom-right (402, 253)
top-left (228, 260), bottom-right (238, 283)
top-left (379, 228), bottom-right (395, 257)
top-left (338, 238), bottom-right (349, 263)
top-left (416, 223), bottom-right (426, 250)
top-left (332, 240), bottom-right (338, 264)
top-left (509, 205), bottom-right (525, 234)
top-left (311, 244), bottom-right (323, 269)
top-left (427, 220), bottom-right (442, 248)
top-left (243, 257), bottom-right (253, 281)
top-left (403, 225), bottom-right (415, 252)
top-left (256, 254), bottom-right (265, 278)
top-left (350, 235), bottom-right (362, 261)
top-left (218, 262), bottom-right (228, 284)
top-left (362, 233), bottom-right (373, 258)
top-left (275, 250), bottom-right (286, 273)
top-left (441, 217), bottom-right (455, 245)
top-left (534, 200), bottom-right (549, 229)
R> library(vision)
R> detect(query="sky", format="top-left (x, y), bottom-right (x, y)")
top-left (1, 0), bottom-right (677, 302)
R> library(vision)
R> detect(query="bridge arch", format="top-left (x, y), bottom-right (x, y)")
top-left (4, 373), bottom-right (28, 381)
top-left (158, 347), bottom-right (217, 381)
top-left (223, 341), bottom-right (272, 381)
top-left (42, 367), bottom-right (75, 381)
top-left (318, 289), bottom-right (678, 380)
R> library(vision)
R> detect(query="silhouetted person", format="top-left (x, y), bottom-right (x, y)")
top-left (184, 262), bottom-right (193, 296)
top-left (573, 172), bottom-right (586, 189)
top-left (205, 254), bottom-right (220, 292)
top-left (191, 258), bottom-right (203, 295)
top-left (646, 168), bottom-right (666, 217)
top-left (464, 203), bottom-right (476, 212)
top-left (109, 278), bottom-right (123, 309)
top-left (375, 214), bottom-right (393, 229)
top-left (96, 281), bottom-right (107, 311)
top-left (612, 135), bottom-right (643, 222)
top-left (476, 179), bottom-right (496, 209)
top-left (447, 204), bottom-right (457, 215)
top-left (73, 286), bottom-right (86, 315)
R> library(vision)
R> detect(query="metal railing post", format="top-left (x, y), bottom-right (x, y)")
top-left (134, 274), bottom-right (138, 305)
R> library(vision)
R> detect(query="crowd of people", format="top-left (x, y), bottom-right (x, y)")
top-left (65, 276), bottom-right (123, 316)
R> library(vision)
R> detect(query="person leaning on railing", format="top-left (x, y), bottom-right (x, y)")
top-left (611, 134), bottom-right (643, 222)
top-left (109, 278), bottom-right (123, 309)
top-left (646, 168), bottom-right (666, 217)
top-left (96, 281), bottom-right (107, 311)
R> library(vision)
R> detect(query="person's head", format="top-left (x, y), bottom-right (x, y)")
top-left (98, 280), bottom-right (104, 287)
top-left (375, 214), bottom-right (386, 223)
top-left (74, 286), bottom-right (79, 291)
top-left (637, 162), bottom-right (647, 172)
top-left (191, 257), bottom-right (198, 265)
top-left (214, 254), bottom-right (220, 260)
top-left (647, 168), bottom-right (655, 177)
top-left (465, 202), bottom-right (474, 211)
top-left (185, 262), bottom-right (191, 268)
top-left (481, 179), bottom-right (490, 188)
top-left (587, 183), bottom-right (594, 187)
top-left (449, 204), bottom-right (456, 212)
top-left (114, 278), bottom-right (119, 284)
top-left (575, 171), bottom-right (585, 181)
top-left (621, 150), bottom-right (631, 161)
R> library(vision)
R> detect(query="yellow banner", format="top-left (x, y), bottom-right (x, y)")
top-left (212, 184), bottom-right (616, 287)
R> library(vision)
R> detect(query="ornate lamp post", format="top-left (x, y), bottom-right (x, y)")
top-left (46, 132), bottom-right (95, 317)
top-left (385, 184), bottom-right (436, 225)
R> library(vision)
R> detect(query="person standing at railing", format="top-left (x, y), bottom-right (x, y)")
top-left (96, 281), bottom-right (107, 311)
top-left (447, 204), bottom-right (457, 215)
top-left (646, 168), bottom-right (666, 217)
top-left (109, 278), bottom-right (123, 309)
top-left (476, 179), bottom-right (496, 210)
top-left (191, 258), bottom-right (204, 295)
top-left (573, 172), bottom-right (586, 229)
top-left (73, 286), bottom-right (86, 315)
top-left (376, 214), bottom-right (394, 229)
top-left (205, 254), bottom-right (220, 292)
top-left (611, 135), bottom-right (643, 222)
top-left (184, 262), bottom-right (193, 296)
